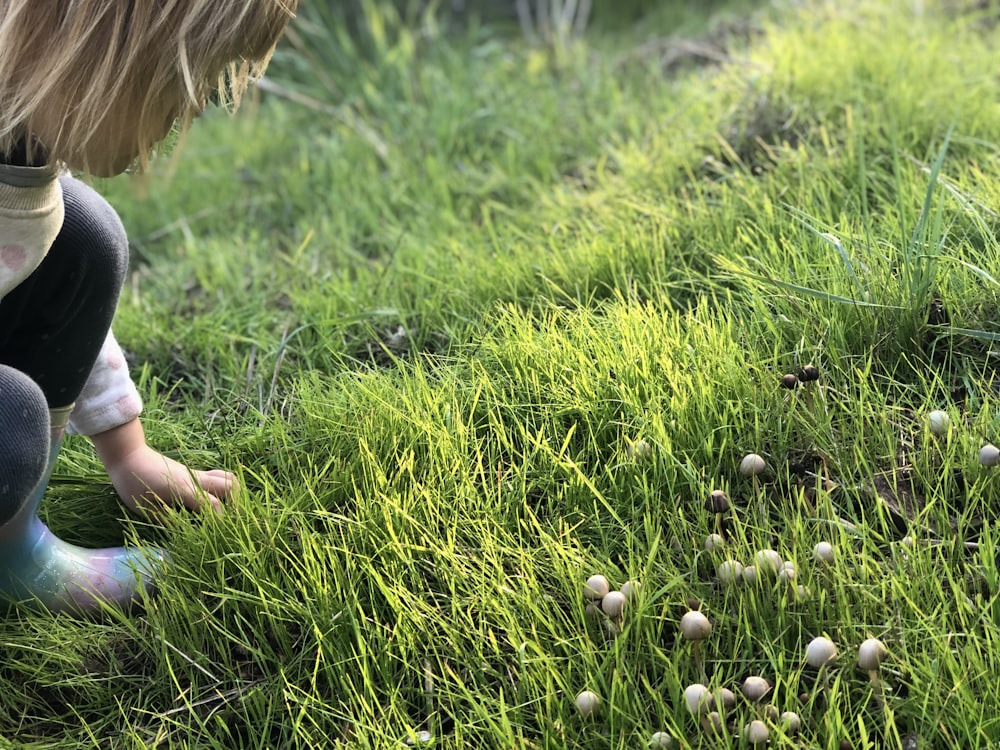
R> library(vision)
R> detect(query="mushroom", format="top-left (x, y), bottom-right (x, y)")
top-left (927, 410), bottom-right (950, 436)
top-left (741, 676), bottom-right (771, 703)
top-left (620, 580), bottom-right (641, 601)
top-left (683, 683), bottom-right (712, 716)
top-left (740, 453), bottom-right (767, 477)
top-left (754, 549), bottom-right (784, 576)
top-left (703, 711), bottom-right (724, 737)
top-left (858, 637), bottom-right (888, 700)
top-left (601, 591), bottom-right (626, 619)
top-left (680, 610), bottom-right (712, 639)
top-left (780, 711), bottom-right (802, 734)
top-left (805, 636), bottom-right (837, 668)
top-left (714, 687), bottom-right (736, 715)
top-left (740, 453), bottom-right (769, 525)
top-left (744, 720), bottom-right (769, 747)
top-left (629, 439), bottom-right (653, 461)
top-left (779, 561), bottom-right (796, 585)
top-left (806, 636), bottom-right (838, 691)
top-left (650, 731), bottom-right (674, 748)
top-left (705, 489), bottom-right (730, 514)
top-left (574, 690), bottom-right (601, 717)
top-left (780, 373), bottom-right (799, 390)
top-left (705, 533), bottom-right (725, 553)
top-left (704, 489), bottom-right (730, 535)
top-left (680, 611), bottom-right (712, 679)
top-left (584, 575), bottom-right (610, 601)
top-left (742, 565), bottom-right (759, 584)
top-left (812, 541), bottom-right (834, 565)
top-left (980, 444), bottom-right (1000, 467)
top-left (717, 560), bottom-right (744, 585)
top-left (799, 364), bottom-right (820, 382)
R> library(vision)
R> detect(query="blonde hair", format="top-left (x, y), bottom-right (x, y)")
top-left (0, 0), bottom-right (297, 171)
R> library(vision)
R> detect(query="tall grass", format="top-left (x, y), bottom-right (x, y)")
top-left (5, 0), bottom-right (1000, 747)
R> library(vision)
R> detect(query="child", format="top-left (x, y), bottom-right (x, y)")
top-left (0, 0), bottom-right (298, 612)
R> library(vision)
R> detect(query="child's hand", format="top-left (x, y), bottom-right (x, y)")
top-left (106, 444), bottom-right (237, 517)
top-left (91, 417), bottom-right (238, 518)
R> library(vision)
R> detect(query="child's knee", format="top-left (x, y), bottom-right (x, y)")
top-left (0, 366), bottom-right (50, 520)
top-left (57, 175), bottom-right (129, 293)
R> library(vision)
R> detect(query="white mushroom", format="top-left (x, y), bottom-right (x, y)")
top-left (703, 711), bottom-right (724, 736)
top-left (680, 611), bottom-right (712, 641)
top-left (858, 637), bottom-right (888, 694)
top-left (812, 541), bottom-right (834, 564)
top-left (857, 638), bottom-right (887, 671)
top-left (629, 439), bottom-right (653, 460)
top-left (584, 575), bottom-right (610, 601)
top-left (717, 560), bottom-right (744, 585)
top-left (980, 444), bottom-right (1000, 467)
top-left (778, 565), bottom-right (796, 584)
top-left (741, 676), bottom-right (771, 703)
top-left (744, 720), bottom-right (769, 746)
top-left (780, 711), bottom-right (802, 734)
top-left (601, 591), bottom-right (626, 618)
top-left (620, 580), bottom-right (641, 601)
top-left (927, 410), bottom-right (950, 436)
top-left (683, 683), bottom-right (712, 715)
top-left (714, 687), bottom-right (736, 714)
top-left (574, 690), bottom-right (601, 717)
top-left (754, 549), bottom-right (783, 575)
top-left (805, 636), bottom-right (838, 668)
top-left (740, 453), bottom-right (767, 477)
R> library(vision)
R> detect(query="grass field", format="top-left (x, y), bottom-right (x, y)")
top-left (6, 0), bottom-right (1000, 747)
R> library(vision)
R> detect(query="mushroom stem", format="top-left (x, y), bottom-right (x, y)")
top-left (692, 641), bottom-right (707, 683)
top-left (699, 715), bottom-right (712, 736)
top-left (867, 669), bottom-right (884, 706)
top-left (754, 475), bottom-right (765, 526)
top-left (818, 663), bottom-right (831, 693)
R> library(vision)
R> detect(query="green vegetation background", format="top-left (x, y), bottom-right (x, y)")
top-left (5, 0), bottom-right (1000, 747)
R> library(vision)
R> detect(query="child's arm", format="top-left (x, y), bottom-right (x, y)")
top-left (90, 417), bottom-right (237, 518)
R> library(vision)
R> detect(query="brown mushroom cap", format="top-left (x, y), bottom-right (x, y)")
top-left (704, 489), bottom-right (730, 513)
top-left (799, 364), bottom-right (820, 382)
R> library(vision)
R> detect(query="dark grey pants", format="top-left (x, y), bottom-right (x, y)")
top-left (0, 175), bottom-right (129, 522)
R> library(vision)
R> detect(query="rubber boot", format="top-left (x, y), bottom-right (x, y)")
top-left (0, 406), bottom-right (167, 613)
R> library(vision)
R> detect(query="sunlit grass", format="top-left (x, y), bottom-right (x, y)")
top-left (5, 0), bottom-right (1000, 747)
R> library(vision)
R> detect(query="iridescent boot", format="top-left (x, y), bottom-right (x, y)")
top-left (0, 405), bottom-right (167, 613)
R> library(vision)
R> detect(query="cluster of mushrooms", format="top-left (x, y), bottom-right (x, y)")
top-left (569, 368), bottom-right (945, 746)
top-left (573, 423), bottom-right (899, 745)
top-left (575, 605), bottom-right (891, 748)
top-left (925, 407), bottom-right (1000, 467)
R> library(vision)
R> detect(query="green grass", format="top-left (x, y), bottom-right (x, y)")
top-left (7, 0), bottom-right (1000, 747)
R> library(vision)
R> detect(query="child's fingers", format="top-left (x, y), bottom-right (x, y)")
top-left (192, 470), bottom-right (238, 509)
top-left (202, 469), bottom-right (240, 497)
